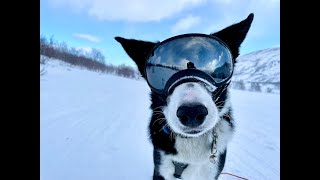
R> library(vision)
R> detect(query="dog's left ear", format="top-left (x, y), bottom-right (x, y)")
top-left (211, 13), bottom-right (254, 60)
top-left (115, 37), bottom-right (158, 79)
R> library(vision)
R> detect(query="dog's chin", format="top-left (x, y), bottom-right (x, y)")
top-left (172, 126), bottom-right (212, 138)
top-left (182, 130), bottom-right (206, 138)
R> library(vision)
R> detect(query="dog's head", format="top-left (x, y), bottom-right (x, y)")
top-left (115, 14), bottom-right (253, 138)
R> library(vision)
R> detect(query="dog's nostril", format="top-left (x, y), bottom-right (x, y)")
top-left (197, 106), bottom-right (208, 118)
top-left (179, 115), bottom-right (189, 122)
top-left (177, 108), bottom-right (189, 123)
top-left (176, 104), bottom-right (208, 127)
top-left (196, 114), bottom-right (205, 121)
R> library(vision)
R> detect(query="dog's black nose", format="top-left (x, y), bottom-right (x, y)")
top-left (177, 104), bottom-right (208, 128)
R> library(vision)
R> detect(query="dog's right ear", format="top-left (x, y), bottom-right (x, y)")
top-left (115, 37), bottom-right (158, 79)
top-left (211, 13), bottom-right (254, 60)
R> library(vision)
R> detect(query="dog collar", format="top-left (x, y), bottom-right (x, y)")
top-left (158, 128), bottom-right (219, 179)
top-left (209, 130), bottom-right (218, 163)
top-left (162, 126), bottom-right (171, 135)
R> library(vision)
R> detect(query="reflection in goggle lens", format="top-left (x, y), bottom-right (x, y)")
top-left (145, 34), bottom-right (233, 93)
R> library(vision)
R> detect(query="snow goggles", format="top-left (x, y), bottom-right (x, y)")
top-left (145, 33), bottom-right (234, 95)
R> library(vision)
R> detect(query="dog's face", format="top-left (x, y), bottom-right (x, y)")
top-left (115, 14), bottom-right (253, 138)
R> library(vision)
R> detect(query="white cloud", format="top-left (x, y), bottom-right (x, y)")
top-left (171, 15), bottom-right (201, 34)
top-left (73, 33), bottom-right (102, 43)
top-left (214, 0), bottom-right (233, 4)
top-left (49, 0), bottom-right (206, 22)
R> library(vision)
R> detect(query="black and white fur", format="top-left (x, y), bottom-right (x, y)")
top-left (115, 13), bottom-right (254, 180)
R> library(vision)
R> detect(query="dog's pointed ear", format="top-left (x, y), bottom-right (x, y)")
top-left (211, 13), bottom-right (254, 60)
top-left (115, 37), bottom-right (158, 79)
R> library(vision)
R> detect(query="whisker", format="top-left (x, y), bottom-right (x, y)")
top-left (156, 96), bottom-right (167, 103)
top-left (152, 118), bottom-right (167, 126)
top-left (220, 113), bottom-right (232, 119)
top-left (153, 111), bottom-right (163, 113)
top-left (215, 101), bottom-right (226, 106)
top-left (151, 106), bottom-right (165, 111)
top-left (152, 112), bottom-right (164, 115)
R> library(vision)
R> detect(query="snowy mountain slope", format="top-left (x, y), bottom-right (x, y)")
top-left (231, 47), bottom-right (280, 94)
top-left (40, 60), bottom-right (279, 180)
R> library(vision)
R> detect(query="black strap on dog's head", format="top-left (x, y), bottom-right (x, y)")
top-left (212, 81), bottom-right (231, 102)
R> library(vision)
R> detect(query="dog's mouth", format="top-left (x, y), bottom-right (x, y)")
top-left (185, 130), bottom-right (202, 135)
top-left (182, 127), bottom-right (204, 135)
top-left (175, 127), bottom-right (209, 137)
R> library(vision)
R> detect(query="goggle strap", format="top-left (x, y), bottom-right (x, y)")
top-left (213, 80), bottom-right (231, 102)
top-left (167, 76), bottom-right (217, 94)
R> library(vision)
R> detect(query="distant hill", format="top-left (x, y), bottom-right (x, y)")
top-left (231, 47), bottom-right (280, 94)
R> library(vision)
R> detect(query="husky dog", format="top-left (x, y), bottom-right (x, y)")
top-left (115, 13), bottom-right (254, 180)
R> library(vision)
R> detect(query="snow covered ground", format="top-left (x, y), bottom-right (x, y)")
top-left (40, 60), bottom-right (279, 180)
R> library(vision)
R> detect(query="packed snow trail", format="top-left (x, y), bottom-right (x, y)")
top-left (40, 61), bottom-right (279, 180)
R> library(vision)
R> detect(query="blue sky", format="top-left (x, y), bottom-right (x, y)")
top-left (40, 0), bottom-right (279, 66)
